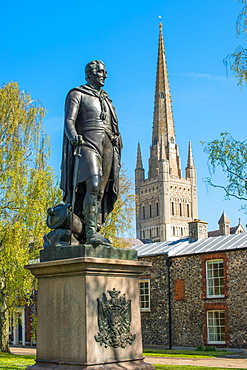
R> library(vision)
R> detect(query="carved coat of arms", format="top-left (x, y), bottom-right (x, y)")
top-left (95, 288), bottom-right (136, 348)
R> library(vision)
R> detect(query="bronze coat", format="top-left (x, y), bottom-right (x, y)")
top-left (60, 84), bottom-right (122, 223)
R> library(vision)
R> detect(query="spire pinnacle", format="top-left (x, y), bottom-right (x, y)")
top-left (187, 141), bottom-right (195, 168)
top-left (218, 211), bottom-right (230, 225)
top-left (136, 142), bottom-right (143, 169)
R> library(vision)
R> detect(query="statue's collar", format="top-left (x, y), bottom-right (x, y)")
top-left (76, 84), bottom-right (109, 98)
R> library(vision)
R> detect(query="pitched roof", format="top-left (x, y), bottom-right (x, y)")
top-left (208, 225), bottom-right (244, 237)
top-left (218, 211), bottom-right (230, 224)
top-left (118, 238), bottom-right (144, 247)
top-left (133, 232), bottom-right (247, 258)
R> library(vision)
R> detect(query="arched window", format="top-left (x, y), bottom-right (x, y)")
top-left (143, 206), bottom-right (145, 219)
top-left (160, 92), bottom-right (164, 99)
top-left (170, 137), bottom-right (174, 144)
top-left (171, 202), bottom-right (174, 216)
top-left (179, 203), bottom-right (182, 216)
top-left (187, 204), bottom-right (190, 218)
top-left (149, 204), bottom-right (152, 218)
top-left (156, 202), bottom-right (159, 216)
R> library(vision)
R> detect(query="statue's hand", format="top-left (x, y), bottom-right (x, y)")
top-left (69, 134), bottom-right (84, 146)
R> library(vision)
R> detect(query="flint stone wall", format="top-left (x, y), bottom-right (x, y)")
top-left (139, 248), bottom-right (247, 348)
top-left (227, 249), bottom-right (247, 348)
top-left (139, 254), bottom-right (169, 345)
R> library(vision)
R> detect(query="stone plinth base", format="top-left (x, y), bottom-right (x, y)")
top-left (26, 359), bottom-right (154, 369)
top-left (40, 243), bottom-right (138, 262)
top-left (25, 255), bottom-right (154, 370)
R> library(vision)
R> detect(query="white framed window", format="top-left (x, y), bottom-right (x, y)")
top-left (207, 310), bottom-right (225, 344)
top-left (139, 279), bottom-right (150, 312)
top-left (206, 259), bottom-right (224, 298)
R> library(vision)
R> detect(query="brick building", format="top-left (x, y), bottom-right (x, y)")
top-left (9, 294), bottom-right (37, 346)
top-left (134, 221), bottom-right (247, 348)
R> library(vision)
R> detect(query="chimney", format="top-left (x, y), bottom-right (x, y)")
top-left (188, 220), bottom-right (208, 242)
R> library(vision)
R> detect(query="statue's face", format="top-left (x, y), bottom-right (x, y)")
top-left (88, 63), bottom-right (107, 88)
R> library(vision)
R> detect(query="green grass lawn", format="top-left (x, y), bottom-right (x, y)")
top-left (0, 352), bottom-right (242, 370)
top-left (143, 348), bottom-right (232, 358)
top-left (0, 353), bottom-right (35, 370)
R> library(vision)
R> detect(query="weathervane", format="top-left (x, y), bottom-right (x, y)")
top-left (158, 15), bottom-right (162, 27)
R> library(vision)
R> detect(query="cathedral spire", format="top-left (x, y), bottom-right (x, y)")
top-left (148, 23), bottom-right (181, 179)
top-left (152, 22), bottom-right (175, 148)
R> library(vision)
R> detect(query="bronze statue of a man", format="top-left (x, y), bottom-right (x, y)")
top-left (60, 60), bottom-right (122, 245)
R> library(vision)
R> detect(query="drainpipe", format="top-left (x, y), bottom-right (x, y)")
top-left (166, 257), bottom-right (172, 349)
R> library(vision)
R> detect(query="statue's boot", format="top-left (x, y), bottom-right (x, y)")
top-left (84, 195), bottom-right (111, 246)
top-left (96, 200), bottom-right (103, 232)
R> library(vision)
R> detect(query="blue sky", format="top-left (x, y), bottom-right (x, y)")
top-left (1, 0), bottom-right (246, 233)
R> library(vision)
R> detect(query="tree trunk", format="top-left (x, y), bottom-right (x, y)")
top-left (0, 289), bottom-right (10, 352)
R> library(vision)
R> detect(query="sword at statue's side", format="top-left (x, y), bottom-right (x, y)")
top-left (70, 140), bottom-right (82, 245)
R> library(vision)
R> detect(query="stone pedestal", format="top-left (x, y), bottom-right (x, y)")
top-left (25, 253), bottom-right (155, 369)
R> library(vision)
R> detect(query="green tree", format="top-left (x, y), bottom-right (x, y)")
top-left (201, 132), bottom-right (247, 210)
top-left (225, 0), bottom-right (247, 85)
top-left (0, 82), bottom-right (62, 352)
top-left (101, 166), bottom-right (136, 248)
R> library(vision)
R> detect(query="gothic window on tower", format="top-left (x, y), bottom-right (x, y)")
top-left (156, 202), bottom-right (159, 216)
top-left (179, 203), bottom-right (182, 216)
top-left (160, 92), bottom-right (164, 99)
top-left (187, 204), bottom-right (190, 218)
top-left (170, 137), bottom-right (174, 144)
top-left (171, 202), bottom-right (174, 216)
top-left (149, 204), bottom-right (152, 218)
top-left (143, 206), bottom-right (145, 219)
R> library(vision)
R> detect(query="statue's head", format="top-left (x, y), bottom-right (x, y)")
top-left (85, 60), bottom-right (107, 88)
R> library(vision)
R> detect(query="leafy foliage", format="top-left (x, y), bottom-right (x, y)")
top-left (225, 0), bottom-right (247, 85)
top-left (0, 82), bottom-right (62, 351)
top-left (101, 166), bottom-right (135, 247)
top-left (201, 132), bottom-right (247, 210)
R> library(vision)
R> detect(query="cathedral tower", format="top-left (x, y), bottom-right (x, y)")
top-left (135, 23), bottom-right (198, 241)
